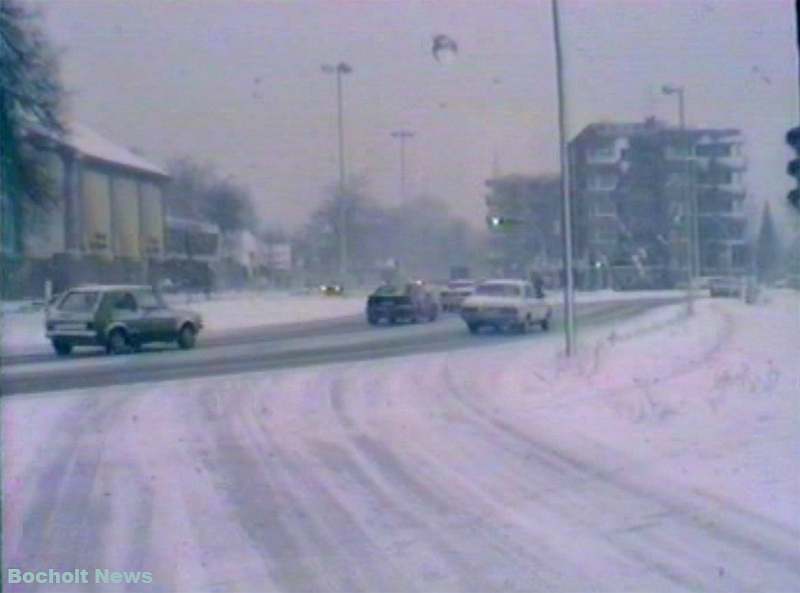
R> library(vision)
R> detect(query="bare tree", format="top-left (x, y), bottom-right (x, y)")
top-left (166, 157), bottom-right (257, 232)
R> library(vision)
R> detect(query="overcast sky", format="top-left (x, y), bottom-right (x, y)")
top-left (36, 0), bottom-right (798, 234)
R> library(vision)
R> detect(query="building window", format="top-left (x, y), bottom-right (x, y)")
top-left (695, 143), bottom-right (733, 158)
top-left (594, 196), bottom-right (615, 215)
top-left (588, 173), bottom-right (617, 191)
top-left (665, 145), bottom-right (692, 159)
top-left (698, 170), bottom-right (735, 185)
top-left (587, 143), bottom-right (616, 163)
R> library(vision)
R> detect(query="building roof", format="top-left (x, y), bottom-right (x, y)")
top-left (27, 121), bottom-right (169, 179)
top-left (69, 284), bottom-right (153, 292)
top-left (572, 118), bottom-right (742, 145)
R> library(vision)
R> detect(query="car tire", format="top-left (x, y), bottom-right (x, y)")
top-left (107, 329), bottom-right (129, 355)
top-left (467, 322), bottom-right (480, 334)
top-left (540, 316), bottom-right (550, 331)
top-left (177, 323), bottom-right (197, 350)
top-left (52, 339), bottom-right (72, 356)
top-left (428, 307), bottom-right (438, 322)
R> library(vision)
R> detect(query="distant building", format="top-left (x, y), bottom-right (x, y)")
top-left (483, 174), bottom-right (562, 285)
top-left (161, 216), bottom-right (221, 291)
top-left (3, 122), bottom-right (170, 296)
top-left (569, 118), bottom-right (748, 289)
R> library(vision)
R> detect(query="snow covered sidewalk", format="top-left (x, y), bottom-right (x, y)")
top-left (442, 291), bottom-right (800, 531)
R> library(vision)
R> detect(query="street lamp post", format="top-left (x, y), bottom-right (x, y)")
top-left (662, 83), bottom-right (696, 315)
top-left (431, 13), bottom-right (576, 356)
top-left (390, 130), bottom-right (415, 202)
top-left (551, 0), bottom-right (576, 356)
top-left (322, 62), bottom-right (353, 279)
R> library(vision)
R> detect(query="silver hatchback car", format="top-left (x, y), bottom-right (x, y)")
top-left (45, 285), bottom-right (203, 355)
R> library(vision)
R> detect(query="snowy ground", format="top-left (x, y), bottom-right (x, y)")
top-left (3, 291), bottom-right (798, 591)
top-left (0, 290), bottom-right (366, 355)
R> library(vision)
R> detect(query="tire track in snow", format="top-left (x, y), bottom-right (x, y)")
top-left (323, 373), bottom-right (582, 591)
top-left (195, 393), bottom-right (325, 592)
top-left (6, 393), bottom-right (135, 592)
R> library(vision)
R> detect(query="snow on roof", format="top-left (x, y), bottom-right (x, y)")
top-left (66, 123), bottom-right (168, 177)
top-left (70, 284), bottom-right (152, 292)
top-left (481, 278), bottom-right (527, 286)
top-left (29, 121), bottom-right (168, 178)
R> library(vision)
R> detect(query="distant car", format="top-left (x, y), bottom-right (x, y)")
top-left (366, 282), bottom-right (439, 325)
top-left (460, 279), bottom-right (552, 334)
top-left (708, 276), bottom-right (744, 298)
top-left (319, 283), bottom-right (344, 296)
top-left (440, 279), bottom-right (476, 312)
top-left (45, 284), bottom-right (203, 355)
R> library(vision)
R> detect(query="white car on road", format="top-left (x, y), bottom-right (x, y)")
top-left (460, 279), bottom-right (552, 334)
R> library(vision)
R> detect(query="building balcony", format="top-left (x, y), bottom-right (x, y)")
top-left (714, 155), bottom-right (747, 170)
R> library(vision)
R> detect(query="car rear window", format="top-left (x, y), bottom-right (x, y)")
top-left (374, 285), bottom-right (406, 296)
top-left (475, 284), bottom-right (521, 297)
top-left (58, 291), bottom-right (100, 312)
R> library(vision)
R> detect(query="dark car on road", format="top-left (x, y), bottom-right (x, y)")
top-left (366, 282), bottom-right (439, 325)
top-left (45, 285), bottom-right (203, 355)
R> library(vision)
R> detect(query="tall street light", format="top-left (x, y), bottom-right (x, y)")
top-left (390, 130), bottom-right (415, 202)
top-left (432, 12), bottom-right (576, 356)
top-left (322, 62), bottom-right (352, 279)
top-left (662, 83), bottom-right (697, 315)
top-left (551, 0), bottom-right (576, 356)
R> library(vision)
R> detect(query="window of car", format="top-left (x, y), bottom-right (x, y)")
top-left (134, 288), bottom-right (163, 310)
top-left (58, 291), bottom-right (100, 312)
top-left (374, 285), bottom-right (403, 296)
top-left (112, 292), bottom-right (137, 312)
top-left (475, 284), bottom-right (521, 297)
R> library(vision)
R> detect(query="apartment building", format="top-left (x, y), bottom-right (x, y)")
top-left (569, 118), bottom-right (748, 289)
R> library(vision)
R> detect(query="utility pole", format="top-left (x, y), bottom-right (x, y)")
top-left (551, 0), bottom-right (576, 356)
top-left (390, 130), bottom-right (415, 202)
top-left (662, 84), bottom-right (696, 314)
top-left (322, 62), bottom-right (353, 279)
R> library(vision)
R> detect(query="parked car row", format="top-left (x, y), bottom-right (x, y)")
top-left (365, 278), bottom-right (553, 335)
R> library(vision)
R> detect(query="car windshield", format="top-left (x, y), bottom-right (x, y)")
top-left (374, 285), bottom-right (406, 296)
top-left (475, 284), bottom-right (521, 297)
top-left (58, 291), bottom-right (100, 312)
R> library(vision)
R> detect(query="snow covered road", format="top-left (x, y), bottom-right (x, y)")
top-left (3, 294), bottom-right (799, 592)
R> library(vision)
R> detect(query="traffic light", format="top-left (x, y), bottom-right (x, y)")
top-left (486, 215), bottom-right (522, 231)
top-left (786, 126), bottom-right (800, 211)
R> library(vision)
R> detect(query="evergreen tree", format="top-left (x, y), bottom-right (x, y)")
top-left (1, 0), bottom-right (64, 207)
top-left (756, 202), bottom-right (782, 283)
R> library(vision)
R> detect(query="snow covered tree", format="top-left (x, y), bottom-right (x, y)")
top-left (755, 202), bottom-right (782, 283)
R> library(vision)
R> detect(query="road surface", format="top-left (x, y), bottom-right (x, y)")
top-left (4, 296), bottom-right (798, 592)
top-left (1, 299), bottom-right (672, 396)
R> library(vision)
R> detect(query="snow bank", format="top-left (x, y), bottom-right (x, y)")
top-left (439, 292), bottom-right (800, 530)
